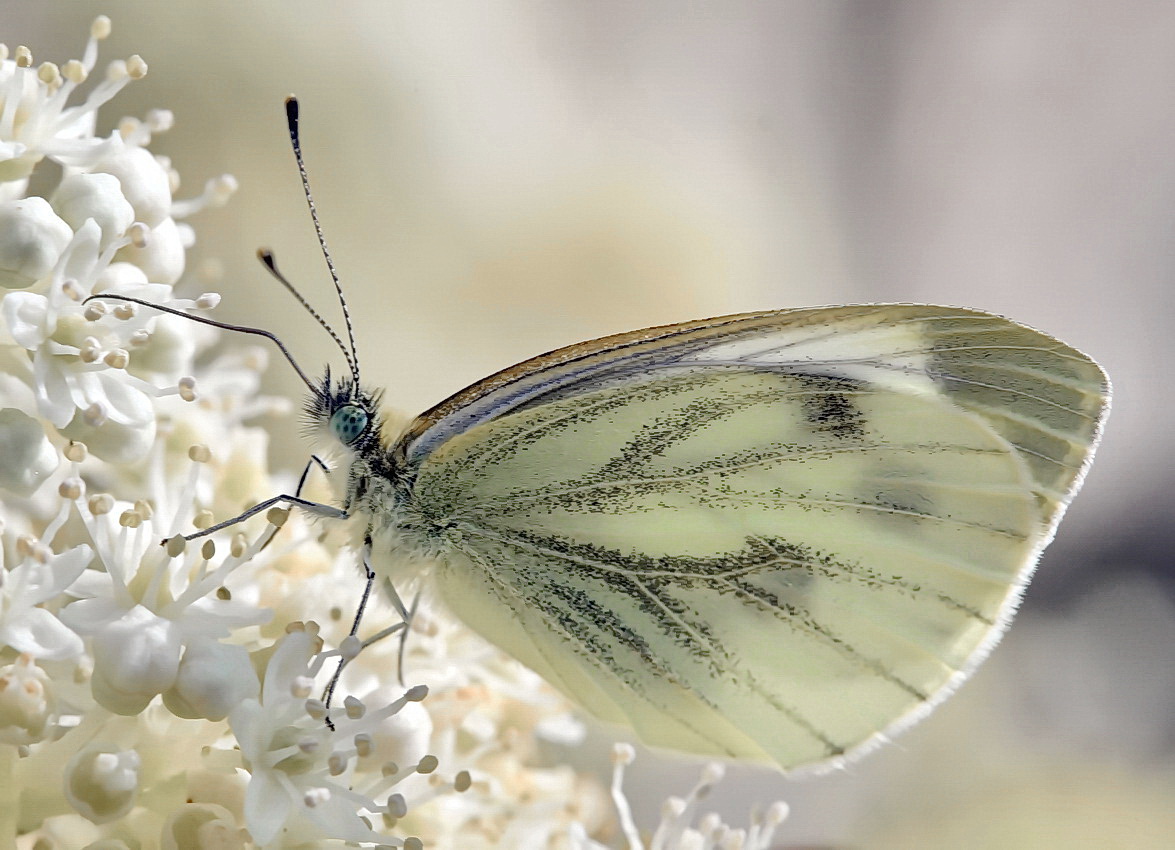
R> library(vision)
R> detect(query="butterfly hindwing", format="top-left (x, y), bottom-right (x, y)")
top-left (389, 305), bottom-right (1109, 770)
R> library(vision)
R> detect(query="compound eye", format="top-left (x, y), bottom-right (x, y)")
top-left (329, 404), bottom-right (369, 445)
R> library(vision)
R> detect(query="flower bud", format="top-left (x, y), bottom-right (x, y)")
top-left (94, 259), bottom-right (148, 291)
top-left (0, 655), bottom-right (55, 744)
top-left (0, 197), bottom-right (74, 289)
top-left (0, 408), bottom-right (59, 496)
top-left (89, 605), bottom-right (182, 714)
top-left (163, 638), bottom-right (259, 721)
top-left (115, 216), bottom-right (184, 283)
top-left (90, 144), bottom-right (171, 226)
top-left (51, 173), bottom-right (135, 250)
top-left (358, 688), bottom-right (432, 768)
top-left (160, 803), bottom-right (246, 850)
top-left (64, 744), bottom-right (141, 824)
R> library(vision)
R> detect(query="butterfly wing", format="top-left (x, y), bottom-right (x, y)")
top-left (390, 305), bottom-right (1109, 770)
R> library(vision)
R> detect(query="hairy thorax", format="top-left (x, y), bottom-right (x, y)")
top-left (343, 449), bottom-right (451, 586)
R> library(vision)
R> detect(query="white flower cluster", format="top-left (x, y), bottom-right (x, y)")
top-left (0, 18), bottom-right (788, 850)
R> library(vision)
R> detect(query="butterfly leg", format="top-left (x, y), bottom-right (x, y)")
top-left (172, 455), bottom-right (342, 544)
top-left (295, 454), bottom-right (330, 496)
top-left (180, 493), bottom-right (346, 541)
top-left (322, 546), bottom-right (376, 713)
top-left (321, 544), bottom-right (420, 718)
top-left (371, 566), bottom-right (420, 685)
top-left (395, 588), bottom-right (420, 687)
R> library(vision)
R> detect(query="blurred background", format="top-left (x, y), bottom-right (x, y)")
top-left (9, 2), bottom-right (1174, 846)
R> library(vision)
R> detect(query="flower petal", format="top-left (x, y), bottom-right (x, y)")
top-left (1, 291), bottom-right (50, 348)
top-left (243, 769), bottom-right (293, 846)
top-left (0, 607), bottom-right (83, 660)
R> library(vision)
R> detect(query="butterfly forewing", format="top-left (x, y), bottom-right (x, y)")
top-left (389, 305), bottom-right (1109, 770)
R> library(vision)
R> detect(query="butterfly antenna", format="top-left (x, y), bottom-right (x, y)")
top-left (284, 96), bottom-right (361, 386)
top-left (257, 248), bottom-right (358, 380)
top-left (82, 294), bottom-right (319, 394)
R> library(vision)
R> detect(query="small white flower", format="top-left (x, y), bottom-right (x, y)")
top-left (577, 748), bottom-right (790, 850)
top-left (229, 629), bottom-right (407, 846)
top-left (0, 539), bottom-right (88, 660)
top-left (57, 373), bottom-right (157, 463)
top-left (0, 17), bottom-right (143, 188)
top-left (60, 473), bottom-right (273, 714)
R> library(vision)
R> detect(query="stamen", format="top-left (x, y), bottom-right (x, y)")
top-left (165, 535), bottom-right (186, 558)
top-left (126, 55), bottom-right (148, 79)
top-left (63, 59), bottom-right (87, 84)
top-left (37, 62), bottom-right (61, 87)
top-left (385, 793), bottom-right (408, 818)
top-left (303, 787), bottom-right (330, 808)
top-left (103, 349), bottom-right (129, 369)
top-left (88, 494), bottom-right (114, 516)
top-left (58, 478), bottom-right (85, 501)
top-left (91, 15), bottom-right (112, 40)
top-left (83, 402), bottom-right (108, 426)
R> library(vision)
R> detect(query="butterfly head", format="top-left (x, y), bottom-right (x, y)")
top-left (304, 367), bottom-right (384, 458)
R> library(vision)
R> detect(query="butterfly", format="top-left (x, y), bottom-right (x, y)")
top-left (97, 98), bottom-right (1111, 772)
top-left (326, 301), bottom-right (1108, 771)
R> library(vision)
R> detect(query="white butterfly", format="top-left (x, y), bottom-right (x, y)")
top-left (101, 99), bottom-right (1110, 773)
top-left (320, 302), bottom-right (1108, 771)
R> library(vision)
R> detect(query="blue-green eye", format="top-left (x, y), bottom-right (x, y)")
top-left (330, 404), bottom-right (369, 444)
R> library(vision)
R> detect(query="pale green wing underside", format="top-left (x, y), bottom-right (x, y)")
top-left (401, 305), bottom-right (1109, 770)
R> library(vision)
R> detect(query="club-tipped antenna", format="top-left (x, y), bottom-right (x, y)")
top-left (285, 96), bottom-right (361, 385)
top-left (257, 248), bottom-right (357, 379)
top-left (82, 294), bottom-right (319, 395)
